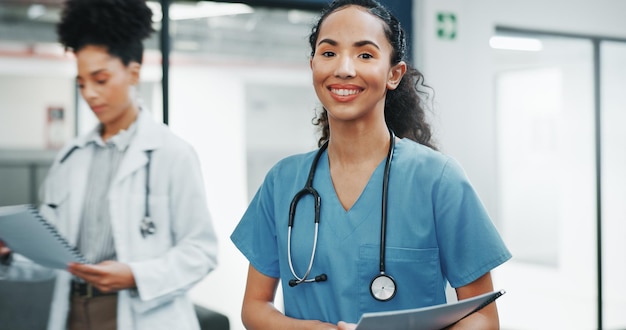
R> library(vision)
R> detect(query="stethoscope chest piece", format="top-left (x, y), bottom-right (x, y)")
top-left (370, 273), bottom-right (397, 301)
top-left (140, 217), bottom-right (156, 238)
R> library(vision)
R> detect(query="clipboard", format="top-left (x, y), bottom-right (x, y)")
top-left (355, 290), bottom-right (505, 330)
top-left (0, 204), bottom-right (89, 270)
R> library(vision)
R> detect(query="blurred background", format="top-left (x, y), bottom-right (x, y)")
top-left (1, 0), bottom-right (625, 329)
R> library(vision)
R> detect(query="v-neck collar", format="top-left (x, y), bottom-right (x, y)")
top-left (314, 149), bottom-right (386, 239)
top-left (321, 148), bottom-right (388, 213)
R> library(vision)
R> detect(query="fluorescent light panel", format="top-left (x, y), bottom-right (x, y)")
top-left (490, 36), bottom-right (543, 52)
top-left (147, 1), bottom-right (254, 22)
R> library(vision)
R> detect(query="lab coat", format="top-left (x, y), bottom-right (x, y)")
top-left (1, 110), bottom-right (218, 330)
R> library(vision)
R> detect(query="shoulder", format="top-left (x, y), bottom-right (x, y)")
top-left (257, 149), bottom-right (320, 190)
top-left (51, 125), bottom-right (100, 165)
top-left (268, 148), bottom-right (319, 176)
top-left (137, 114), bottom-right (196, 156)
top-left (394, 139), bottom-right (472, 188)
top-left (395, 138), bottom-right (456, 171)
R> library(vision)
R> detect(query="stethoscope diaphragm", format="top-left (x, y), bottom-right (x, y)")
top-left (370, 273), bottom-right (397, 301)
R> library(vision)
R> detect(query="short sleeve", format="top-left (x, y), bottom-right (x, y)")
top-left (230, 166), bottom-right (281, 278)
top-left (433, 158), bottom-right (511, 288)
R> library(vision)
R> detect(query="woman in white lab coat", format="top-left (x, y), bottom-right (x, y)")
top-left (0, 0), bottom-right (218, 329)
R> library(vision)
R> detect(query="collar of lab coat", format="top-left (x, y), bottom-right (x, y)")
top-left (57, 109), bottom-right (164, 163)
top-left (53, 109), bottom-right (169, 187)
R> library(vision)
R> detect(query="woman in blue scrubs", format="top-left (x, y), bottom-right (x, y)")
top-left (230, 0), bottom-right (511, 329)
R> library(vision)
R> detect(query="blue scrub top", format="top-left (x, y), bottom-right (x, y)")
top-left (231, 138), bottom-right (511, 324)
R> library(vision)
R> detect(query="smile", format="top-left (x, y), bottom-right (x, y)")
top-left (330, 88), bottom-right (362, 96)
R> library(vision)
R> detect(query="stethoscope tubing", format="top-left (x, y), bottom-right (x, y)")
top-left (287, 222), bottom-right (320, 285)
top-left (141, 150), bottom-right (156, 238)
top-left (379, 133), bottom-right (394, 273)
top-left (287, 142), bottom-right (326, 286)
top-left (287, 130), bottom-right (396, 300)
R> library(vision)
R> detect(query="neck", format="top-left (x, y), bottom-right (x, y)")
top-left (102, 105), bottom-right (139, 141)
top-left (327, 124), bottom-right (391, 166)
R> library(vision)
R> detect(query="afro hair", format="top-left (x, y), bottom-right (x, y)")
top-left (57, 0), bottom-right (154, 65)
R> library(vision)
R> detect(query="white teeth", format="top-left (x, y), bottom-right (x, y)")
top-left (331, 88), bottom-right (360, 96)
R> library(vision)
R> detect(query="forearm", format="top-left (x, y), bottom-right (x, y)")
top-left (451, 273), bottom-right (500, 330)
top-left (242, 300), bottom-right (336, 330)
top-left (449, 306), bottom-right (499, 330)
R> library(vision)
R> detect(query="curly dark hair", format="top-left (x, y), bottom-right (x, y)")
top-left (309, 0), bottom-right (436, 150)
top-left (57, 0), bottom-right (154, 65)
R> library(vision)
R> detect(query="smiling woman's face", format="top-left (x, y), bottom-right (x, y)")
top-left (310, 5), bottom-right (404, 126)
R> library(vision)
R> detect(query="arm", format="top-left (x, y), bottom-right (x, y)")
top-left (449, 272), bottom-right (499, 330)
top-left (242, 264), bottom-right (337, 330)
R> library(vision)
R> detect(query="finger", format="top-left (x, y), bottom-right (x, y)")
top-left (66, 265), bottom-right (95, 280)
top-left (67, 270), bottom-right (106, 289)
top-left (67, 264), bottom-right (106, 283)
top-left (68, 262), bottom-right (104, 276)
top-left (337, 321), bottom-right (357, 330)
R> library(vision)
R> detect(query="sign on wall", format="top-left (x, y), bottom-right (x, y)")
top-left (46, 106), bottom-right (66, 149)
top-left (436, 12), bottom-right (457, 40)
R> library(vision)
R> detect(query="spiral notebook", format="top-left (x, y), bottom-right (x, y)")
top-left (0, 204), bottom-right (89, 270)
top-left (355, 290), bottom-right (505, 330)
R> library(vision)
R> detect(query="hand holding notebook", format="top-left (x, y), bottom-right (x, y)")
top-left (0, 204), bottom-right (89, 270)
top-left (355, 290), bottom-right (505, 330)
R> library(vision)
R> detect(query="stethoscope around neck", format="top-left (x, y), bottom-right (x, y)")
top-left (59, 136), bottom-right (157, 239)
top-left (287, 129), bottom-right (397, 302)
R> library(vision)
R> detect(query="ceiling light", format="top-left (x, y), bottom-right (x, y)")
top-left (27, 4), bottom-right (46, 20)
top-left (489, 36), bottom-right (543, 52)
top-left (147, 1), bottom-right (253, 22)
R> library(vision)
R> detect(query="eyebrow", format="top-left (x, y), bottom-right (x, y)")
top-left (317, 38), bottom-right (380, 50)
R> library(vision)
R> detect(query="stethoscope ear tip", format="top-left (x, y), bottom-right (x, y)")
top-left (288, 279), bottom-right (299, 287)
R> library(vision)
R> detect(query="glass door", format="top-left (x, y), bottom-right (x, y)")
top-left (601, 41), bottom-right (626, 329)
top-left (492, 36), bottom-right (597, 329)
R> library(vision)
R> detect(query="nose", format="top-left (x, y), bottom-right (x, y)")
top-left (334, 55), bottom-right (355, 79)
top-left (81, 82), bottom-right (97, 101)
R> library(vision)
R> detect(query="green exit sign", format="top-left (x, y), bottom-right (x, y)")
top-left (437, 12), bottom-right (457, 40)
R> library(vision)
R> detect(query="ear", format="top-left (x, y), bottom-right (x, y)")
top-left (387, 61), bottom-right (407, 90)
top-left (127, 61), bottom-right (141, 86)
